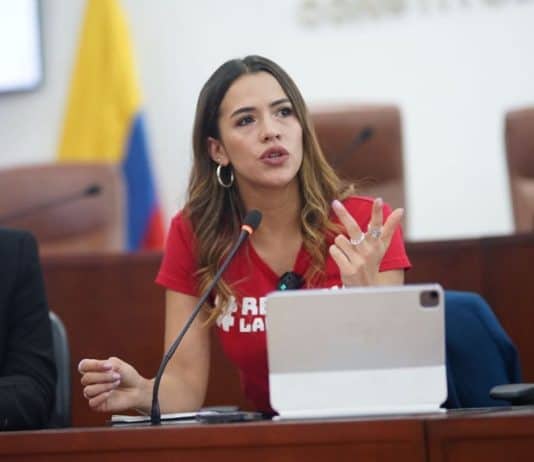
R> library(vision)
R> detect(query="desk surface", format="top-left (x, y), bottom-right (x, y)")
top-left (0, 415), bottom-right (425, 462)
top-left (426, 407), bottom-right (534, 462)
top-left (2, 409), bottom-right (534, 462)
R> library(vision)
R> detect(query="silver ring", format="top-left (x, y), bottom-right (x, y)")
top-left (350, 233), bottom-right (366, 246)
top-left (368, 226), bottom-right (382, 239)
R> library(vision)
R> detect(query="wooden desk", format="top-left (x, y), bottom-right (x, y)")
top-left (426, 407), bottom-right (534, 462)
top-left (2, 409), bottom-right (534, 462)
top-left (40, 233), bottom-right (534, 427)
top-left (0, 417), bottom-right (425, 462)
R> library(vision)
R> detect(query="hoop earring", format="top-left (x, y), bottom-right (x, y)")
top-left (216, 164), bottom-right (234, 188)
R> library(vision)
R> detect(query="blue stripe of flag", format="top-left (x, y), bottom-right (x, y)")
top-left (122, 113), bottom-right (158, 250)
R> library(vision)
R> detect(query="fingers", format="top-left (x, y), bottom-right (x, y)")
top-left (381, 207), bottom-right (404, 246)
top-left (333, 233), bottom-right (363, 262)
top-left (78, 358), bottom-right (113, 374)
top-left (330, 197), bottom-right (404, 287)
top-left (88, 391), bottom-right (114, 411)
top-left (83, 380), bottom-right (121, 402)
top-left (332, 199), bottom-right (362, 239)
top-left (81, 370), bottom-right (121, 387)
top-left (367, 197), bottom-right (384, 231)
top-left (78, 357), bottom-right (141, 413)
top-left (81, 367), bottom-right (120, 411)
top-left (329, 241), bottom-right (363, 274)
top-left (333, 197), bottom-right (404, 248)
top-left (79, 357), bottom-right (123, 409)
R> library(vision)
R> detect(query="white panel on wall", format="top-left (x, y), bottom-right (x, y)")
top-left (0, 0), bottom-right (42, 93)
top-left (0, 0), bottom-right (84, 166)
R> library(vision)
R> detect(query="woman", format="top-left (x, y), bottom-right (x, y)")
top-left (79, 55), bottom-right (410, 415)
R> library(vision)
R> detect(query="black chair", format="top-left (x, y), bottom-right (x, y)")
top-left (48, 311), bottom-right (71, 427)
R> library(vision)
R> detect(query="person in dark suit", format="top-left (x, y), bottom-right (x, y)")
top-left (0, 228), bottom-right (56, 430)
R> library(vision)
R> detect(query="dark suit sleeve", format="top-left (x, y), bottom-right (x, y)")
top-left (0, 232), bottom-right (56, 430)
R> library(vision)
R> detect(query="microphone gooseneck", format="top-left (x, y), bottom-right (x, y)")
top-left (330, 126), bottom-right (374, 169)
top-left (0, 183), bottom-right (102, 225)
top-left (150, 209), bottom-right (262, 425)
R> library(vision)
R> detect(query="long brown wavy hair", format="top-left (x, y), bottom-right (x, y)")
top-left (186, 55), bottom-right (353, 321)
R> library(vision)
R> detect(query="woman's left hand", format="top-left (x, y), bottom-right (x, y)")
top-left (329, 198), bottom-right (404, 287)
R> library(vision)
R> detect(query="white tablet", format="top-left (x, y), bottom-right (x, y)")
top-left (265, 284), bottom-right (447, 419)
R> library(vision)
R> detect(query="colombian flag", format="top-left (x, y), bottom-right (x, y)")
top-left (57, 0), bottom-right (164, 250)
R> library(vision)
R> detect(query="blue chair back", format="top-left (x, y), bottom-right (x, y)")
top-left (443, 291), bottom-right (522, 408)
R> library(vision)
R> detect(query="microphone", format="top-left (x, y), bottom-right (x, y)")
top-left (277, 271), bottom-right (304, 291)
top-left (150, 209), bottom-right (262, 425)
top-left (330, 126), bottom-right (373, 169)
top-left (0, 183), bottom-right (102, 225)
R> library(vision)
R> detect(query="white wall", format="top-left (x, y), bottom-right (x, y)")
top-left (1, 0), bottom-right (533, 241)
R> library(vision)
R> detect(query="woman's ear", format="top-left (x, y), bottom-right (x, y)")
top-left (207, 137), bottom-right (229, 166)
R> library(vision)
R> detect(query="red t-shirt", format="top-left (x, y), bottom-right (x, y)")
top-left (156, 196), bottom-right (411, 413)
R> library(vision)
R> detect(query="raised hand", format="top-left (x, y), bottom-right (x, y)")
top-left (329, 198), bottom-right (404, 287)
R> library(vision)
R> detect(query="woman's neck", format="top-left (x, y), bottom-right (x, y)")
top-left (240, 181), bottom-right (302, 241)
top-left (240, 181), bottom-right (303, 276)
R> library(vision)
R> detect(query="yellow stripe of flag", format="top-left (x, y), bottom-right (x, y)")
top-left (57, 0), bottom-right (141, 163)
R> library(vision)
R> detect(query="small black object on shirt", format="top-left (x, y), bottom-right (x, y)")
top-left (277, 271), bottom-right (304, 291)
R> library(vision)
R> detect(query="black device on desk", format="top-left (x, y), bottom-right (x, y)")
top-left (110, 406), bottom-right (264, 426)
top-left (490, 384), bottom-right (534, 405)
top-left (197, 409), bottom-right (264, 424)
